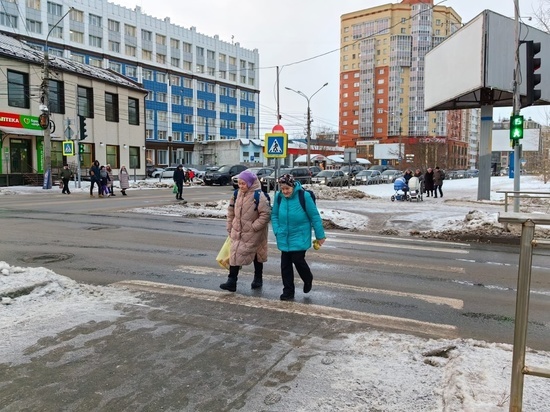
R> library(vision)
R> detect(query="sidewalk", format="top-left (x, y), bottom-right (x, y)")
top-left (1, 263), bottom-right (549, 411)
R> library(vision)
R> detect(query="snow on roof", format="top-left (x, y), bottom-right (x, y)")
top-left (0, 33), bottom-right (146, 92)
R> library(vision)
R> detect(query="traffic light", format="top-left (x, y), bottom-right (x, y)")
top-left (79, 115), bottom-right (88, 140)
top-left (525, 40), bottom-right (542, 106)
top-left (510, 115), bottom-right (524, 140)
top-left (79, 143), bottom-right (85, 154)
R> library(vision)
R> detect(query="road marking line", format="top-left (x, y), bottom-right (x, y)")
top-left (328, 237), bottom-right (470, 254)
top-left (175, 266), bottom-right (463, 309)
top-left (114, 280), bottom-right (458, 339)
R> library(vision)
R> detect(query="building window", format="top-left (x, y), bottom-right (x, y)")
top-left (26, 19), bottom-right (42, 33)
top-left (126, 66), bottom-right (137, 77)
top-left (142, 50), bottom-right (152, 61)
top-left (109, 41), bottom-right (120, 53)
top-left (183, 78), bottom-right (192, 88)
top-left (157, 92), bottom-right (167, 103)
top-left (171, 58), bottom-right (180, 67)
top-left (183, 97), bottom-right (192, 106)
top-left (89, 14), bottom-right (102, 27)
top-left (105, 92), bottom-right (119, 122)
top-left (172, 113), bottom-right (182, 123)
top-left (170, 38), bottom-right (179, 49)
top-left (171, 95), bottom-right (181, 105)
top-left (142, 69), bottom-right (153, 80)
top-left (27, 0), bottom-right (40, 10)
top-left (0, 12), bottom-right (18, 28)
top-left (141, 30), bottom-right (152, 41)
top-left (156, 34), bottom-right (166, 45)
top-left (106, 145), bottom-right (119, 169)
top-left (7, 70), bottom-right (29, 108)
top-left (125, 45), bottom-right (136, 57)
top-left (89, 35), bottom-right (102, 48)
top-left (70, 30), bottom-right (84, 43)
top-left (158, 130), bottom-right (167, 140)
top-left (47, 2), bottom-right (62, 17)
top-left (108, 19), bottom-right (119, 32)
top-left (182, 42), bottom-right (191, 53)
top-left (170, 75), bottom-right (181, 86)
top-left (156, 72), bottom-right (166, 83)
top-left (128, 98), bottom-right (139, 125)
top-left (156, 53), bottom-right (166, 64)
top-left (172, 131), bottom-right (181, 141)
top-left (48, 79), bottom-right (65, 114)
top-left (124, 24), bottom-right (136, 37)
top-left (129, 146), bottom-right (141, 169)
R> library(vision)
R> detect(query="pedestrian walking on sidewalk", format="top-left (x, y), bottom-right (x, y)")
top-left (434, 166), bottom-right (444, 198)
top-left (59, 165), bottom-right (73, 194)
top-left (173, 164), bottom-right (185, 201)
top-left (272, 174), bottom-right (325, 301)
top-left (220, 169), bottom-right (271, 292)
top-left (119, 165), bottom-right (130, 196)
top-left (89, 160), bottom-right (101, 198)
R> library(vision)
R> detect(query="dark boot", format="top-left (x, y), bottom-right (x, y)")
top-left (220, 266), bottom-right (238, 292)
top-left (251, 274), bottom-right (263, 289)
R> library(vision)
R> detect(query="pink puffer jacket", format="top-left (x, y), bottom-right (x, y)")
top-left (226, 179), bottom-right (271, 266)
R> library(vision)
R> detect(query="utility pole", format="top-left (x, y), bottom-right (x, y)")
top-left (512, 0), bottom-right (522, 213)
top-left (41, 7), bottom-right (72, 190)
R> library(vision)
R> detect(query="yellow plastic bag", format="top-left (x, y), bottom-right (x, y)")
top-left (216, 236), bottom-right (231, 270)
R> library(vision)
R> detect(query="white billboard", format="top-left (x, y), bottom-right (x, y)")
top-left (425, 10), bottom-right (550, 111)
top-left (374, 143), bottom-right (403, 160)
top-left (491, 129), bottom-right (540, 151)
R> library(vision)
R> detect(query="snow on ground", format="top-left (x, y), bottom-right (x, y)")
top-left (1, 176), bottom-right (550, 409)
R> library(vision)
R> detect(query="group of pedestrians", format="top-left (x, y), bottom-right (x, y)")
top-left (401, 166), bottom-right (445, 198)
top-left (220, 170), bottom-right (326, 301)
top-left (88, 160), bottom-right (130, 198)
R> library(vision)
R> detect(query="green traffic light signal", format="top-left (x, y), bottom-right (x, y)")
top-left (510, 115), bottom-right (524, 140)
top-left (79, 143), bottom-right (85, 154)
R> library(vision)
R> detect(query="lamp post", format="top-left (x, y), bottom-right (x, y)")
top-left (285, 83), bottom-right (328, 168)
top-left (41, 7), bottom-right (72, 189)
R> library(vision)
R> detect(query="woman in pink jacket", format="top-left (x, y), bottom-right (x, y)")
top-left (220, 169), bottom-right (271, 292)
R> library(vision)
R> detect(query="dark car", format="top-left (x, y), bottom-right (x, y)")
top-left (308, 166), bottom-right (322, 177)
top-left (260, 167), bottom-right (312, 191)
top-left (340, 165), bottom-right (365, 177)
top-left (231, 166), bottom-right (274, 189)
top-left (204, 164), bottom-right (247, 186)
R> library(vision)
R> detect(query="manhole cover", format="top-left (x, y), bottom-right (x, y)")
top-left (21, 253), bottom-right (73, 263)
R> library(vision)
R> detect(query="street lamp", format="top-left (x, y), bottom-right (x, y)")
top-left (41, 7), bottom-right (73, 189)
top-left (285, 82), bottom-right (328, 168)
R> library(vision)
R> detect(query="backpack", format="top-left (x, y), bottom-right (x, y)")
top-left (276, 188), bottom-right (316, 213)
top-left (233, 189), bottom-right (271, 211)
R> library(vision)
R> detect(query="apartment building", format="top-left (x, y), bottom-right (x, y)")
top-left (339, 0), bottom-right (474, 169)
top-left (0, 33), bottom-right (147, 183)
top-left (0, 0), bottom-right (260, 167)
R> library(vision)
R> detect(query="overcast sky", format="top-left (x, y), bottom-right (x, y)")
top-left (113, 0), bottom-right (548, 136)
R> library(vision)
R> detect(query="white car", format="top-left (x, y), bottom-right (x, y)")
top-left (152, 167), bottom-right (180, 178)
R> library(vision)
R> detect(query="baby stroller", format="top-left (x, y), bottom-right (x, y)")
top-left (407, 176), bottom-right (423, 202)
top-left (391, 177), bottom-right (409, 201)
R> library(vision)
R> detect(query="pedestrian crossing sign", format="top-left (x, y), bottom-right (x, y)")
top-left (264, 133), bottom-right (288, 158)
top-left (62, 140), bottom-right (74, 156)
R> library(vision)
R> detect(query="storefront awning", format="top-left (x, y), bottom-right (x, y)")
top-left (0, 126), bottom-right (44, 137)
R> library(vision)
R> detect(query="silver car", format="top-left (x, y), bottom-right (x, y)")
top-left (310, 170), bottom-right (348, 186)
top-left (354, 169), bottom-right (382, 185)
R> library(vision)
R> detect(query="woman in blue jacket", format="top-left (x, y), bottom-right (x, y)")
top-left (272, 174), bottom-right (326, 301)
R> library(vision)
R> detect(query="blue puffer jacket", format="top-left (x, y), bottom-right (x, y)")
top-left (272, 182), bottom-right (325, 252)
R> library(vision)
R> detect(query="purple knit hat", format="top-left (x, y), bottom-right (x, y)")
top-left (237, 169), bottom-right (257, 187)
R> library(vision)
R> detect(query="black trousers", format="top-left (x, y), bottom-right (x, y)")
top-left (90, 180), bottom-right (100, 195)
top-left (280, 250), bottom-right (312, 296)
top-left (229, 255), bottom-right (263, 279)
top-left (434, 184), bottom-right (443, 197)
top-left (176, 182), bottom-right (183, 197)
top-left (62, 178), bottom-right (70, 193)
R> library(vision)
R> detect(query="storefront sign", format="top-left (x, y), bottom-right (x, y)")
top-left (0, 112), bottom-right (42, 130)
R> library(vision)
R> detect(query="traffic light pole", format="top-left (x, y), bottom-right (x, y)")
top-left (512, 0), bottom-right (521, 213)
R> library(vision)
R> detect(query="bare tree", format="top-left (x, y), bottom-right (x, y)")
top-left (532, 0), bottom-right (550, 32)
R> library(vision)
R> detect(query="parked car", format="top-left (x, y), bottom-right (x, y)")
top-left (204, 164), bottom-right (247, 186)
top-left (354, 169), bottom-right (383, 185)
top-left (151, 167), bottom-right (179, 178)
top-left (380, 169), bottom-right (403, 183)
top-left (260, 167), bottom-right (311, 191)
top-left (340, 165), bottom-right (365, 177)
top-left (308, 166), bottom-right (322, 177)
top-left (310, 170), bottom-right (348, 186)
top-left (369, 165), bottom-right (391, 173)
top-left (147, 165), bottom-right (163, 177)
top-left (231, 166), bottom-right (274, 189)
top-left (465, 169), bottom-right (479, 178)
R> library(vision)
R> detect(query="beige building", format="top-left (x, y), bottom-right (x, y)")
top-left (0, 34), bottom-right (147, 185)
top-left (340, 0), bottom-right (473, 169)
